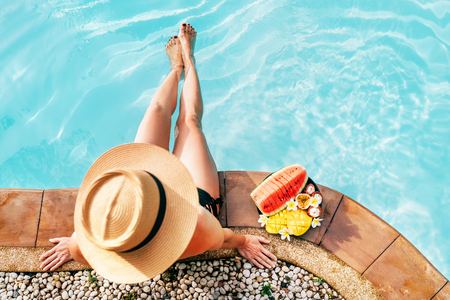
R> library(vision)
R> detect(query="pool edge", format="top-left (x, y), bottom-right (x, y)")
top-left (1, 171), bottom-right (448, 300)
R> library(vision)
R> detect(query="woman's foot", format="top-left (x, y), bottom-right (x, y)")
top-left (165, 36), bottom-right (183, 77)
top-left (178, 23), bottom-right (196, 75)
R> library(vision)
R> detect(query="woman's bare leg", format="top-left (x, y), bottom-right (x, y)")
top-left (173, 23), bottom-right (220, 202)
top-left (134, 36), bottom-right (183, 150)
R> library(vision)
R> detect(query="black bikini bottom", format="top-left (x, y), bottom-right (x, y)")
top-left (197, 188), bottom-right (223, 218)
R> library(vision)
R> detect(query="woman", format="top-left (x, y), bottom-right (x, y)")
top-left (39, 23), bottom-right (277, 280)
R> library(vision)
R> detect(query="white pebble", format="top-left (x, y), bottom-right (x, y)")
top-left (2, 260), bottom-right (340, 300)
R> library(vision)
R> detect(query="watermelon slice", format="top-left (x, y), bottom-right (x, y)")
top-left (251, 164), bottom-right (308, 216)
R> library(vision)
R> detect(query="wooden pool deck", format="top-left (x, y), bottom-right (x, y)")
top-left (0, 171), bottom-right (448, 299)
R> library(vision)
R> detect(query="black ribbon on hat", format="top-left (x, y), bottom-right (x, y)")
top-left (122, 172), bottom-right (167, 253)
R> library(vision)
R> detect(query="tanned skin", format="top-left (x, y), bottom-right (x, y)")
top-left (40, 23), bottom-right (277, 272)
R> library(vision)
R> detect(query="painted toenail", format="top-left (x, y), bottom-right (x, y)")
top-left (174, 36), bottom-right (178, 38)
top-left (182, 23), bottom-right (186, 26)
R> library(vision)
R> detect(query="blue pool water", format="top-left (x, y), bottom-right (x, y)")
top-left (1, 0), bottom-right (449, 278)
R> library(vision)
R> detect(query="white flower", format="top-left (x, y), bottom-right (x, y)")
top-left (286, 198), bottom-right (298, 211)
top-left (310, 197), bottom-right (320, 207)
top-left (311, 218), bottom-right (323, 228)
top-left (258, 215), bottom-right (269, 227)
top-left (279, 228), bottom-right (293, 241)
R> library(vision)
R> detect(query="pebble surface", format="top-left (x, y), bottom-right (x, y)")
top-left (0, 258), bottom-right (344, 300)
top-left (0, 228), bottom-right (384, 300)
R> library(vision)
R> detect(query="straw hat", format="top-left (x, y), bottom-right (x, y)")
top-left (74, 143), bottom-right (198, 284)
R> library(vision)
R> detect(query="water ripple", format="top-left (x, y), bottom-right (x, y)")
top-left (81, 0), bottom-right (208, 39)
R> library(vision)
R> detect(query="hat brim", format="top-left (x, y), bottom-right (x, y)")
top-left (74, 143), bottom-right (198, 284)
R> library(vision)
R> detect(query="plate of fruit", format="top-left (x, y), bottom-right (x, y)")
top-left (250, 165), bottom-right (323, 241)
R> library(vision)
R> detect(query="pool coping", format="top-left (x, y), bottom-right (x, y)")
top-left (0, 171), bottom-right (448, 299)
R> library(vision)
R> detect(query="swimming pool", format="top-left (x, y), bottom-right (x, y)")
top-left (1, 0), bottom-right (449, 278)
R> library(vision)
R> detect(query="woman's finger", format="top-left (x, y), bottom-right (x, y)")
top-left (257, 236), bottom-right (270, 244)
top-left (254, 255), bottom-right (266, 268)
top-left (40, 253), bottom-right (58, 270)
top-left (50, 259), bottom-right (65, 271)
top-left (40, 255), bottom-right (56, 270)
top-left (256, 254), bottom-right (275, 269)
top-left (44, 257), bottom-right (60, 271)
top-left (261, 246), bottom-right (278, 262)
top-left (254, 256), bottom-right (271, 269)
top-left (49, 238), bottom-right (63, 244)
top-left (39, 248), bottom-right (55, 261)
top-left (261, 254), bottom-right (276, 268)
top-left (251, 257), bottom-right (263, 269)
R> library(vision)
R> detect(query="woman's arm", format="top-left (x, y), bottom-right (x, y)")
top-left (180, 207), bottom-right (277, 269)
top-left (68, 232), bottom-right (91, 267)
top-left (221, 229), bottom-right (277, 269)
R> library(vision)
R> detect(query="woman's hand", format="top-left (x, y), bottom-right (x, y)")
top-left (39, 237), bottom-right (73, 271)
top-left (237, 235), bottom-right (277, 269)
